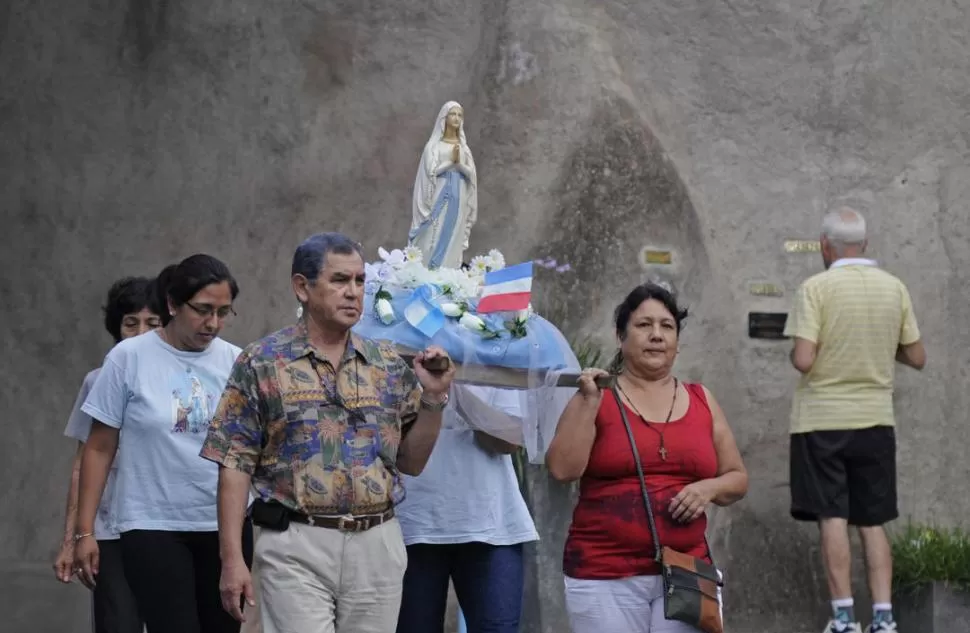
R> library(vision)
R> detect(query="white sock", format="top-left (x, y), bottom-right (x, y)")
top-left (872, 603), bottom-right (893, 622)
top-left (832, 597), bottom-right (855, 621)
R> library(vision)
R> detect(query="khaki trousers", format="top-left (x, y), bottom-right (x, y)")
top-left (255, 518), bottom-right (408, 633)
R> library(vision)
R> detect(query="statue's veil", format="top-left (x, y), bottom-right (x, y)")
top-left (411, 101), bottom-right (477, 225)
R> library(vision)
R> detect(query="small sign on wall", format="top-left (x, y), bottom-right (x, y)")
top-left (783, 240), bottom-right (821, 253)
top-left (748, 282), bottom-right (784, 297)
top-left (642, 249), bottom-right (673, 265)
top-left (748, 312), bottom-right (789, 339)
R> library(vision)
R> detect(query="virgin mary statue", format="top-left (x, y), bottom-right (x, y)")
top-left (408, 101), bottom-right (478, 269)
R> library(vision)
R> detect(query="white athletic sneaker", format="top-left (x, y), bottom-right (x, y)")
top-left (824, 620), bottom-right (862, 633)
top-left (866, 621), bottom-right (897, 632)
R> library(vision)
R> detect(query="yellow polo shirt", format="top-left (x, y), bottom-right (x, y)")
top-left (784, 259), bottom-right (921, 434)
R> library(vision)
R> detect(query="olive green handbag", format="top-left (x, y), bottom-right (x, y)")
top-left (613, 385), bottom-right (724, 633)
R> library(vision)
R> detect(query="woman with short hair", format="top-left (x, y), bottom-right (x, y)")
top-left (53, 276), bottom-right (159, 633)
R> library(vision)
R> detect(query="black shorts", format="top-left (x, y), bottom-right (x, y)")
top-left (790, 426), bottom-right (898, 527)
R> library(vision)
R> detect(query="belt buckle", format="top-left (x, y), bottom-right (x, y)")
top-left (337, 514), bottom-right (359, 532)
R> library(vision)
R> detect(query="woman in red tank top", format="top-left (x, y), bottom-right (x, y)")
top-left (546, 283), bottom-right (748, 633)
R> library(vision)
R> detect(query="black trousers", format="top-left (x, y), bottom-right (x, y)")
top-left (119, 521), bottom-right (254, 633)
top-left (92, 539), bottom-right (143, 633)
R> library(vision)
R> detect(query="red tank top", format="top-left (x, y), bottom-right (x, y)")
top-left (563, 383), bottom-right (718, 579)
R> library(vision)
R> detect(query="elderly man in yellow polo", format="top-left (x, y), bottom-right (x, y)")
top-left (784, 207), bottom-right (926, 633)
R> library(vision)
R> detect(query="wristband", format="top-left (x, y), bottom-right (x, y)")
top-left (420, 392), bottom-right (449, 412)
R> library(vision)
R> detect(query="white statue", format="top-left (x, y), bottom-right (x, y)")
top-left (408, 101), bottom-right (478, 269)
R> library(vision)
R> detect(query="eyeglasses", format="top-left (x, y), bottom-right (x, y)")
top-left (184, 301), bottom-right (236, 320)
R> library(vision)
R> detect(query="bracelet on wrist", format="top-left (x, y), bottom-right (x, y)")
top-left (420, 392), bottom-right (449, 412)
top-left (73, 532), bottom-right (94, 543)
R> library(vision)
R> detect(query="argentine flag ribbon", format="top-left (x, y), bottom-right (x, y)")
top-left (404, 284), bottom-right (446, 339)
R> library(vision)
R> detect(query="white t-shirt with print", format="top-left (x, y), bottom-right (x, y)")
top-left (64, 368), bottom-right (121, 541)
top-left (81, 331), bottom-right (241, 533)
top-left (396, 386), bottom-right (539, 547)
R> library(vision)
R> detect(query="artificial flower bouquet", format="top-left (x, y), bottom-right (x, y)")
top-left (363, 246), bottom-right (533, 339)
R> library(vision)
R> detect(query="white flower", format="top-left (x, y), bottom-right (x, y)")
top-left (487, 249), bottom-right (506, 270)
top-left (375, 298), bottom-right (395, 324)
top-left (403, 245), bottom-right (423, 262)
top-left (378, 247), bottom-right (406, 267)
top-left (464, 273), bottom-right (485, 297)
top-left (514, 307), bottom-right (531, 323)
top-left (364, 249), bottom-right (486, 302)
top-left (440, 302), bottom-right (464, 318)
top-left (459, 312), bottom-right (487, 334)
top-left (469, 255), bottom-right (490, 276)
top-left (414, 267), bottom-right (470, 301)
top-left (365, 262), bottom-right (393, 285)
top-left (394, 260), bottom-right (432, 287)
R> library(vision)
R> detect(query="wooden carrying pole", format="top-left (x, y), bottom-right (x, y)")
top-left (397, 346), bottom-right (615, 390)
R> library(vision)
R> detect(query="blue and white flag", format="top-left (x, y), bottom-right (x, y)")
top-left (404, 284), bottom-right (446, 339)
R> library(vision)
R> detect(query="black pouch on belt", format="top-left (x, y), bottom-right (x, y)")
top-left (249, 499), bottom-right (291, 531)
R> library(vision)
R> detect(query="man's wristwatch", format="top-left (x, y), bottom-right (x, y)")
top-left (420, 392), bottom-right (450, 412)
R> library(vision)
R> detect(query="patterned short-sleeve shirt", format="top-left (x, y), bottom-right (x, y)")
top-left (200, 322), bottom-right (423, 516)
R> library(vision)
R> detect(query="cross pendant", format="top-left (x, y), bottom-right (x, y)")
top-left (659, 446), bottom-right (668, 461)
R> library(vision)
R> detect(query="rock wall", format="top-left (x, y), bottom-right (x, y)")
top-left (2, 0), bottom-right (968, 631)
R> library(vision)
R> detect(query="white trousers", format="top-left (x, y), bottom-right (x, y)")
top-left (564, 574), bottom-right (720, 633)
top-left (255, 519), bottom-right (408, 633)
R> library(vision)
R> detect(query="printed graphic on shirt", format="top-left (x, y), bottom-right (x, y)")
top-left (171, 368), bottom-right (217, 434)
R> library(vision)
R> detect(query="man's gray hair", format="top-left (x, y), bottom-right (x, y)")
top-left (821, 207), bottom-right (867, 246)
top-left (291, 232), bottom-right (364, 282)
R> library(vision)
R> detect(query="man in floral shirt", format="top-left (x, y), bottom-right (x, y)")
top-left (200, 232), bottom-right (455, 633)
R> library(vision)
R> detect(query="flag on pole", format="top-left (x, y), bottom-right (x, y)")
top-left (476, 262), bottom-right (533, 313)
top-left (403, 285), bottom-right (446, 339)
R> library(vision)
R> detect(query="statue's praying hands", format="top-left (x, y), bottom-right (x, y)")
top-left (451, 143), bottom-right (460, 164)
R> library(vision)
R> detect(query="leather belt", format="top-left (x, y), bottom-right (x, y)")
top-left (289, 507), bottom-right (395, 532)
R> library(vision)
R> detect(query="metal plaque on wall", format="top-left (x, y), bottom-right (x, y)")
top-left (748, 282), bottom-right (784, 297)
top-left (748, 312), bottom-right (789, 339)
top-left (642, 249), bottom-right (673, 265)
top-left (783, 239), bottom-right (821, 253)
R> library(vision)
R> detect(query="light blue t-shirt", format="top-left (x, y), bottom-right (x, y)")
top-left (64, 368), bottom-right (121, 541)
top-left (81, 331), bottom-right (241, 533)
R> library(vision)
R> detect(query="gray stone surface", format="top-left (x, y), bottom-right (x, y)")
top-left (894, 582), bottom-right (970, 632)
top-left (2, 0), bottom-right (969, 632)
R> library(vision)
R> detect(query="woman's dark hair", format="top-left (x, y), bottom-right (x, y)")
top-left (608, 283), bottom-right (689, 373)
top-left (152, 254), bottom-right (239, 326)
top-left (292, 232), bottom-right (364, 282)
top-left (103, 276), bottom-right (156, 343)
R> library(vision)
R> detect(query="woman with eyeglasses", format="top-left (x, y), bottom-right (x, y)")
top-left (74, 254), bottom-right (253, 633)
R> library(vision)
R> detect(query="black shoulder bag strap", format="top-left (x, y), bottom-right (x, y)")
top-left (612, 384), bottom-right (664, 563)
